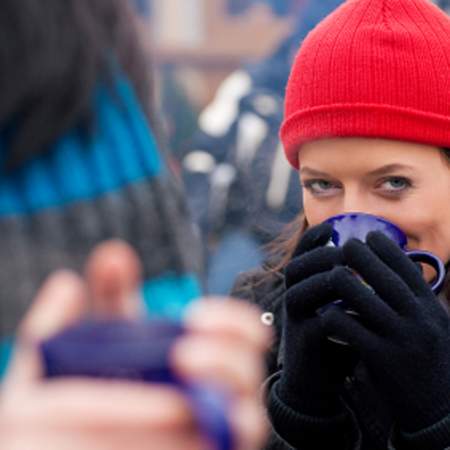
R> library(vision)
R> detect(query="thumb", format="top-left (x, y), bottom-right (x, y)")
top-left (85, 239), bottom-right (143, 319)
top-left (3, 270), bottom-right (87, 387)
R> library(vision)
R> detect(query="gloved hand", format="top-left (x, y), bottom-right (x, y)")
top-left (275, 223), bottom-right (357, 417)
top-left (321, 231), bottom-right (450, 433)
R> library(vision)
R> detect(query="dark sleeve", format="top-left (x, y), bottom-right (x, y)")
top-left (267, 374), bottom-right (361, 450)
top-left (231, 269), bottom-right (362, 450)
top-left (388, 413), bottom-right (450, 450)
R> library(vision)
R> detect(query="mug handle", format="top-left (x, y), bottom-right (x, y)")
top-left (405, 250), bottom-right (446, 294)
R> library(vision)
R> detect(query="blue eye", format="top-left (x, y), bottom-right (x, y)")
top-left (380, 177), bottom-right (412, 192)
top-left (313, 180), bottom-right (333, 190)
top-left (302, 179), bottom-right (339, 196)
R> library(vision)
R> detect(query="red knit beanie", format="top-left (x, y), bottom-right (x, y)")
top-left (281, 0), bottom-right (450, 169)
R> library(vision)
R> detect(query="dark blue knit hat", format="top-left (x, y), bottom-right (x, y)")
top-left (0, 76), bottom-right (202, 375)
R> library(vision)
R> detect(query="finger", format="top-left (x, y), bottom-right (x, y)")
top-left (171, 335), bottom-right (265, 397)
top-left (320, 305), bottom-right (379, 354)
top-left (366, 232), bottom-right (430, 296)
top-left (0, 428), bottom-right (205, 450)
top-left (285, 246), bottom-right (344, 288)
top-left (292, 223), bottom-right (334, 258)
top-left (2, 381), bottom-right (195, 431)
top-left (343, 238), bottom-right (418, 315)
top-left (285, 271), bottom-right (337, 318)
top-left (323, 338), bottom-right (359, 379)
top-left (19, 270), bottom-right (87, 343)
top-left (85, 240), bottom-right (142, 319)
top-left (229, 397), bottom-right (268, 450)
top-left (183, 299), bottom-right (272, 354)
top-left (4, 271), bottom-right (87, 386)
top-left (330, 266), bottom-right (398, 333)
top-left (1, 380), bottom-right (212, 450)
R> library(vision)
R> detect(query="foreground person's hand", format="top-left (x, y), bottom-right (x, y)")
top-left (0, 240), bottom-right (270, 450)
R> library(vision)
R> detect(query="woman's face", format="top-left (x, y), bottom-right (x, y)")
top-left (298, 138), bottom-right (450, 280)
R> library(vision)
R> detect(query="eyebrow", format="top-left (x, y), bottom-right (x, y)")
top-left (300, 167), bottom-right (331, 177)
top-left (300, 164), bottom-right (415, 177)
top-left (366, 164), bottom-right (415, 176)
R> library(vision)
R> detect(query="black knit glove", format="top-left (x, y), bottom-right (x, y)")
top-left (276, 223), bottom-right (357, 417)
top-left (321, 231), bottom-right (450, 434)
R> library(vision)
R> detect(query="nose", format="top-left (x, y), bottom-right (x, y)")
top-left (341, 189), bottom-right (381, 217)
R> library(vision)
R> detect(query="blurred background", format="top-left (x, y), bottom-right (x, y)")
top-left (134, 0), bottom-right (450, 295)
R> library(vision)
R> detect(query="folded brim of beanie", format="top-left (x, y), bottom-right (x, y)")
top-left (281, 104), bottom-right (450, 170)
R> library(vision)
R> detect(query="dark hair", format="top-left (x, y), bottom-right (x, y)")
top-left (0, 0), bottom-right (154, 169)
top-left (267, 147), bottom-right (450, 298)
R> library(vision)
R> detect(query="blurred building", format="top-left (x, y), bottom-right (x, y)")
top-left (136, 0), bottom-right (449, 109)
top-left (140, 0), bottom-right (294, 109)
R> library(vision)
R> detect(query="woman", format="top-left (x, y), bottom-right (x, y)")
top-left (232, 0), bottom-right (450, 449)
top-left (0, 1), bottom-right (269, 449)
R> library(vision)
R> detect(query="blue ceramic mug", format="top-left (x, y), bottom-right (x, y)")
top-left (320, 212), bottom-right (446, 344)
top-left (40, 319), bottom-right (232, 450)
top-left (326, 212), bottom-right (446, 293)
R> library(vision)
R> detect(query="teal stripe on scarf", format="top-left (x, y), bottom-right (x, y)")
top-left (142, 273), bottom-right (202, 321)
top-left (0, 78), bottom-right (163, 217)
top-left (0, 338), bottom-right (13, 378)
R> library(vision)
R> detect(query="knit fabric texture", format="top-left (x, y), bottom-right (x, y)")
top-left (0, 77), bottom-right (202, 376)
top-left (280, 0), bottom-right (450, 169)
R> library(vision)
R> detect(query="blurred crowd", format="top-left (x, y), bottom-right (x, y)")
top-left (145, 0), bottom-right (450, 295)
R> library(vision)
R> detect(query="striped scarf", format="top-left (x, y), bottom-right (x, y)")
top-left (0, 77), bottom-right (202, 375)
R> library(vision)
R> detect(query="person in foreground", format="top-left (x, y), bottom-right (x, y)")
top-left (0, 1), bottom-right (269, 449)
top-left (232, 0), bottom-right (450, 449)
top-left (0, 240), bottom-right (269, 450)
